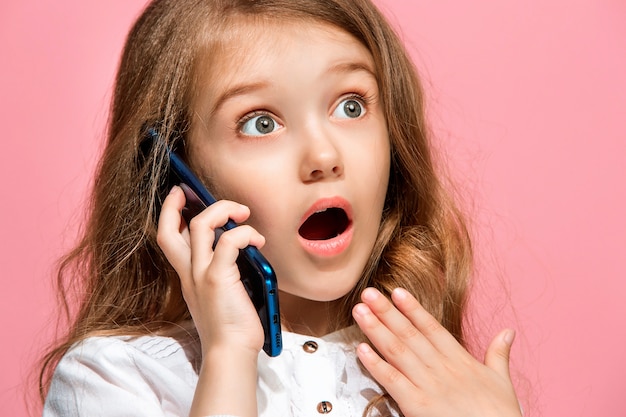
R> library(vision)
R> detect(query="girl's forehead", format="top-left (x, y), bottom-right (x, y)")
top-left (196, 19), bottom-right (375, 84)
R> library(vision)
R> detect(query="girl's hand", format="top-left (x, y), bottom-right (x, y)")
top-left (158, 186), bottom-right (262, 417)
top-left (157, 185), bottom-right (265, 356)
top-left (352, 287), bottom-right (522, 417)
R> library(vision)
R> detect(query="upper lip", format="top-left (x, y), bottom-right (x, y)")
top-left (299, 196), bottom-right (353, 229)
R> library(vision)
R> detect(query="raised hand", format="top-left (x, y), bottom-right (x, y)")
top-left (157, 185), bottom-right (262, 417)
top-left (352, 287), bottom-right (522, 417)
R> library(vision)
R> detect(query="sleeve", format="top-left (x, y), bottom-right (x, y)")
top-left (43, 337), bottom-right (193, 417)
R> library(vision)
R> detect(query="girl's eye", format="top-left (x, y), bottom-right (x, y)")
top-left (332, 97), bottom-right (365, 119)
top-left (240, 114), bottom-right (280, 136)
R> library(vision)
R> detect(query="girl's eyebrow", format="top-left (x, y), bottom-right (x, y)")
top-left (210, 81), bottom-right (270, 115)
top-left (326, 61), bottom-right (377, 79)
top-left (209, 61), bottom-right (376, 116)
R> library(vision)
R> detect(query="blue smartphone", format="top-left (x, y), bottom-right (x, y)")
top-left (145, 128), bottom-right (282, 357)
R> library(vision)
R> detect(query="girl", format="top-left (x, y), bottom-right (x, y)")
top-left (40, 0), bottom-right (522, 416)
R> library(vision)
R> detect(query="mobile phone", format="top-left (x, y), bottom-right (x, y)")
top-left (145, 128), bottom-right (282, 357)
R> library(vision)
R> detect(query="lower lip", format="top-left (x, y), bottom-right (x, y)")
top-left (298, 223), bottom-right (353, 257)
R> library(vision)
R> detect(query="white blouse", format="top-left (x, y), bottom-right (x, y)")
top-left (43, 326), bottom-right (397, 417)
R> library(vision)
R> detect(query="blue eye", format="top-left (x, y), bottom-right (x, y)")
top-left (240, 114), bottom-right (280, 136)
top-left (332, 97), bottom-right (365, 119)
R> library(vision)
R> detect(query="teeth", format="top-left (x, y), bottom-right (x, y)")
top-left (314, 208), bottom-right (328, 214)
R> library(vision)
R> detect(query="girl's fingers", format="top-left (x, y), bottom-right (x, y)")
top-left (484, 329), bottom-right (515, 380)
top-left (187, 200), bottom-right (251, 281)
top-left (352, 302), bottom-right (427, 378)
top-left (157, 186), bottom-right (265, 289)
top-left (390, 287), bottom-right (471, 360)
top-left (205, 224), bottom-right (266, 284)
top-left (157, 186), bottom-right (192, 278)
top-left (357, 288), bottom-right (439, 364)
top-left (355, 342), bottom-right (421, 406)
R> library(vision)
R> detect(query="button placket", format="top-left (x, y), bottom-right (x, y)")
top-left (293, 337), bottom-right (339, 415)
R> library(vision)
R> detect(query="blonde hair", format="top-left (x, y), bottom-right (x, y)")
top-left (39, 0), bottom-right (472, 412)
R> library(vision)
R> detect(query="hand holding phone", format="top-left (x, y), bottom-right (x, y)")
top-left (145, 128), bottom-right (282, 357)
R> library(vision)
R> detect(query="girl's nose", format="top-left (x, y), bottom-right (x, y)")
top-left (299, 131), bottom-right (344, 183)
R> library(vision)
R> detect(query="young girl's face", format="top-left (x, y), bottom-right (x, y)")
top-left (189, 20), bottom-right (390, 312)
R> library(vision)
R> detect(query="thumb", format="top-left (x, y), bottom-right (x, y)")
top-left (484, 328), bottom-right (515, 379)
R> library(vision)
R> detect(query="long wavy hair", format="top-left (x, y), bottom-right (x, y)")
top-left (39, 0), bottom-right (472, 412)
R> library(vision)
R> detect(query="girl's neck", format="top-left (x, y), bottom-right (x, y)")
top-left (278, 292), bottom-right (341, 337)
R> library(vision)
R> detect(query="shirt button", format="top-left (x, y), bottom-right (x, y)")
top-left (302, 340), bottom-right (318, 353)
top-left (317, 401), bottom-right (333, 414)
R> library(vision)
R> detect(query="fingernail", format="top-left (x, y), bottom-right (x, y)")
top-left (503, 329), bottom-right (516, 345)
top-left (361, 287), bottom-right (379, 302)
top-left (392, 287), bottom-right (409, 300)
top-left (357, 343), bottom-right (372, 355)
top-left (169, 185), bottom-right (180, 194)
top-left (353, 303), bottom-right (370, 318)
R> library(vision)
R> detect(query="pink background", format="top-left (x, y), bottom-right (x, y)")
top-left (1, 1), bottom-right (624, 416)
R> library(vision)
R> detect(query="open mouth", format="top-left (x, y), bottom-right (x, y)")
top-left (298, 207), bottom-right (350, 241)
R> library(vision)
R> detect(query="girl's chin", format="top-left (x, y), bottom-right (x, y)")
top-left (271, 259), bottom-right (366, 303)
top-left (278, 282), bottom-right (357, 304)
